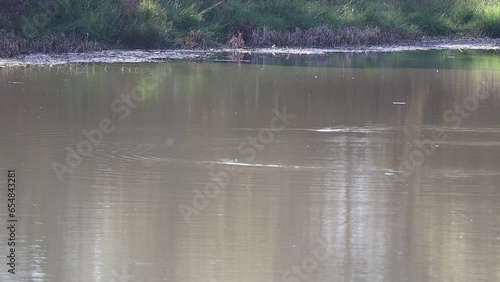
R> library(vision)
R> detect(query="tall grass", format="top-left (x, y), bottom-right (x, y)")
top-left (0, 0), bottom-right (499, 55)
top-left (123, 0), bottom-right (171, 47)
top-left (476, 5), bottom-right (500, 37)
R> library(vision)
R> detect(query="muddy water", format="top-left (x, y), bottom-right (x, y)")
top-left (1, 51), bottom-right (500, 282)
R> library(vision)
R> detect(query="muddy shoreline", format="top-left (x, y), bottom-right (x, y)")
top-left (1, 38), bottom-right (499, 66)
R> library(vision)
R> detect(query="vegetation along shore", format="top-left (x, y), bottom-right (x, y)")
top-left (1, 0), bottom-right (500, 57)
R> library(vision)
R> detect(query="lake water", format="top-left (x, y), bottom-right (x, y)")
top-left (1, 51), bottom-right (500, 281)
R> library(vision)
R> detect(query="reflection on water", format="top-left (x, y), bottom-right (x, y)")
top-left (1, 51), bottom-right (500, 282)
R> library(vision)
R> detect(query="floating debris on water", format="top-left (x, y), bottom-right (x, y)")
top-left (2, 38), bottom-right (500, 66)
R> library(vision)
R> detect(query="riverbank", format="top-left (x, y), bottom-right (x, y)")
top-left (1, 38), bottom-right (499, 67)
top-left (1, 1), bottom-right (500, 58)
top-left (0, 27), bottom-right (397, 58)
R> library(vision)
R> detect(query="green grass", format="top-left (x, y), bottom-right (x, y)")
top-left (476, 5), bottom-right (500, 37)
top-left (122, 0), bottom-right (171, 47)
top-left (0, 0), bottom-right (500, 53)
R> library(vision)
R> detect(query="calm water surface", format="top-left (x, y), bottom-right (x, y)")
top-left (1, 51), bottom-right (500, 282)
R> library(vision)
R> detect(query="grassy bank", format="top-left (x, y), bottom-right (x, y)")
top-left (1, 0), bottom-right (500, 57)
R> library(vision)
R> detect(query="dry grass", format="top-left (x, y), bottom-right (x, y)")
top-left (248, 26), bottom-right (396, 47)
top-left (31, 33), bottom-right (103, 53)
top-left (0, 30), bottom-right (103, 57)
top-left (0, 30), bottom-right (27, 57)
top-left (227, 31), bottom-right (245, 48)
top-left (182, 30), bottom-right (206, 48)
